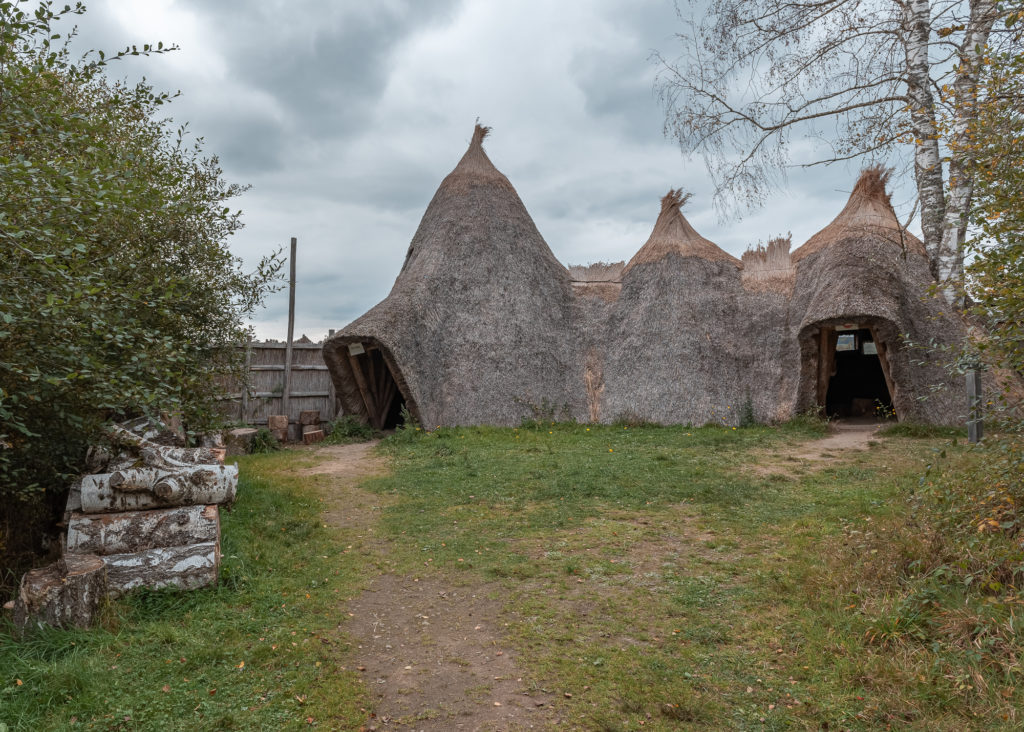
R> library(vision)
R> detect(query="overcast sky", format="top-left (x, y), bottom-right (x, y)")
top-left (67, 0), bottom-right (919, 340)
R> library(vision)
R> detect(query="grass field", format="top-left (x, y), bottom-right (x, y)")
top-left (2, 420), bottom-right (1020, 730)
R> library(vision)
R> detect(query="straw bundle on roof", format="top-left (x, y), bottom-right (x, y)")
top-left (622, 189), bottom-right (741, 275)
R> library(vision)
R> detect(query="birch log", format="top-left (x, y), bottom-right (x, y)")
top-left (67, 505), bottom-right (220, 555)
top-left (13, 555), bottom-right (107, 633)
top-left (102, 542), bottom-right (220, 597)
top-left (79, 464), bottom-right (238, 513)
top-left (107, 425), bottom-right (223, 470)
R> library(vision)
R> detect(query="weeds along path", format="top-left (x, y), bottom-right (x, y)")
top-left (301, 441), bottom-right (556, 730)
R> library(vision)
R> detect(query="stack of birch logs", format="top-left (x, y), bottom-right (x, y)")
top-left (11, 423), bottom-right (237, 632)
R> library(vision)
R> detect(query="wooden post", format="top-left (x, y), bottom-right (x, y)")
top-left (282, 237), bottom-right (297, 440)
top-left (967, 370), bottom-right (983, 443)
top-left (240, 337), bottom-right (252, 423)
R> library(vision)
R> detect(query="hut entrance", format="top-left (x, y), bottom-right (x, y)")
top-left (346, 343), bottom-right (407, 429)
top-left (811, 324), bottom-right (896, 420)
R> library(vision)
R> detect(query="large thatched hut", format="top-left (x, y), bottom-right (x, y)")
top-left (324, 127), bottom-right (965, 428)
top-left (322, 125), bottom-right (583, 428)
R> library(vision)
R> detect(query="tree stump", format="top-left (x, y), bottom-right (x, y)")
top-left (225, 427), bottom-right (258, 456)
top-left (13, 555), bottom-right (107, 633)
top-left (302, 429), bottom-right (325, 444)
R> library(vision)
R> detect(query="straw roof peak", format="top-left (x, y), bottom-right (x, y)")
top-left (851, 165), bottom-right (891, 202)
top-left (623, 188), bottom-right (740, 274)
top-left (792, 166), bottom-right (926, 262)
top-left (441, 121), bottom-right (512, 192)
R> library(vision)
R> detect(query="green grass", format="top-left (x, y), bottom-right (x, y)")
top-left (3, 420), bottom-right (1019, 730)
top-left (0, 452), bottom-right (370, 730)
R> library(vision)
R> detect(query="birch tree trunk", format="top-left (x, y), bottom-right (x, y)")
top-left (938, 0), bottom-right (1000, 305)
top-left (901, 0), bottom-right (947, 282)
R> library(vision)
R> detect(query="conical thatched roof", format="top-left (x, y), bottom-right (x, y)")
top-left (323, 124), bottom-right (583, 427)
top-left (792, 167), bottom-right (927, 263)
top-left (622, 189), bottom-right (740, 276)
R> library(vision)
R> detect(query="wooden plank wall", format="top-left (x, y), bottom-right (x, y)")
top-left (218, 341), bottom-right (338, 437)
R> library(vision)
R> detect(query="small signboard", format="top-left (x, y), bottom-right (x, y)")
top-left (835, 323), bottom-right (860, 332)
top-left (836, 334), bottom-right (857, 352)
top-left (347, 342), bottom-right (366, 356)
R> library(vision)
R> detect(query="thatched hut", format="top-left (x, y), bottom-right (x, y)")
top-left (324, 128), bottom-right (965, 428)
top-left (322, 125), bottom-right (583, 428)
top-left (784, 168), bottom-right (963, 423)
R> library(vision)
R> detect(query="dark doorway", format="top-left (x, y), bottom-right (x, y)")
top-left (825, 328), bottom-right (892, 418)
top-left (347, 345), bottom-right (407, 429)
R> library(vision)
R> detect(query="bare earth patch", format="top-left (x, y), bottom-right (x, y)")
top-left (749, 420), bottom-right (882, 478)
top-left (348, 575), bottom-right (554, 730)
top-left (305, 441), bottom-right (555, 730)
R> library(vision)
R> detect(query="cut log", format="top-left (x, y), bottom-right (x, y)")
top-left (102, 542), bottom-right (220, 597)
top-left (12, 555), bottom-right (107, 633)
top-left (79, 464), bottom-right (238, 514)
top-left (299, 410), bottom-right (320, 425)
top-left (267, 415), bottom-right (289, 431)
top-left (107, 425), bottom-right (223, 470)
top-left (67, 505), bottom-right (220, 555)
top-left (302, 429), bottom-right (324, 445)
top-left (225, 427), bottom-right (258, 456)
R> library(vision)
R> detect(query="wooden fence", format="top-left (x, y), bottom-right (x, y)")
top-left (219, 340), bottom-right (338, 438)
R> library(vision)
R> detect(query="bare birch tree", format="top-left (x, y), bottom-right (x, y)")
top-left (656, 0), bottom-right (1012, 304)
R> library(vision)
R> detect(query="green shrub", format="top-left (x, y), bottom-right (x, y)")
top-left (877, 422), bottom-right (965, 439)
top-left (325, 415), bottom-right (375, 443)
top-left (246, 428), bottom-right (280, 454)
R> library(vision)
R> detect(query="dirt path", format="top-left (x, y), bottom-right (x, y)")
top-left (304, 426), bottom-right (881, 729)
top-left (748, 420), bottom-right (883, 478)
top-left (303, 441), bottom-right (555, 731)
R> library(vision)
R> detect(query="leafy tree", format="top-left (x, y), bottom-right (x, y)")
top-left (963, 25), bottom-right (1024, 396)
top-left (656, 0), bottom-right (1017, 304)
top-left (0, 1), bottom-right (281, 565)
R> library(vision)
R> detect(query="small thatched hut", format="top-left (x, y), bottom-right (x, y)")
top-left (324, 127), bottom-right (965, 428)
top-left (784, 168), bottom-right (963, 423)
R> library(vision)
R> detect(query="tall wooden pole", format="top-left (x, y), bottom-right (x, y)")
top-left (282, 237), bottom-right (297, 439)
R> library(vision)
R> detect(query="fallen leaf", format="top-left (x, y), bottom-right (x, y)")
top-left (236, 661), bottom-right (245, 669)
top-left (161, 685), bottom-right (171, 693)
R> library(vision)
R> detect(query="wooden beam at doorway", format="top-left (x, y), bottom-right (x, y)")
top-left (348, 353), bottom-right (381, 429)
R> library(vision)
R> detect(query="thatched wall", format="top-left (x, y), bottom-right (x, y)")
top-left (324, 129), bottom-right (965, 428)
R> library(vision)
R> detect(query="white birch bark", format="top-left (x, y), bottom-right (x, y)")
top-left (901, 0), bottom-right (947, 281)
top-left (66, 505), bottom-right (220, 555)
top-left (79, 464), bottom-right (238, 514)
top-left (937, 0), bottom-right (1000, 305)
top-left (102, 542), bottom-right (220, 597)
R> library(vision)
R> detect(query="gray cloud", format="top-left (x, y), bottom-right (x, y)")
top-left (65, 0), bottom-right (918, 340)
